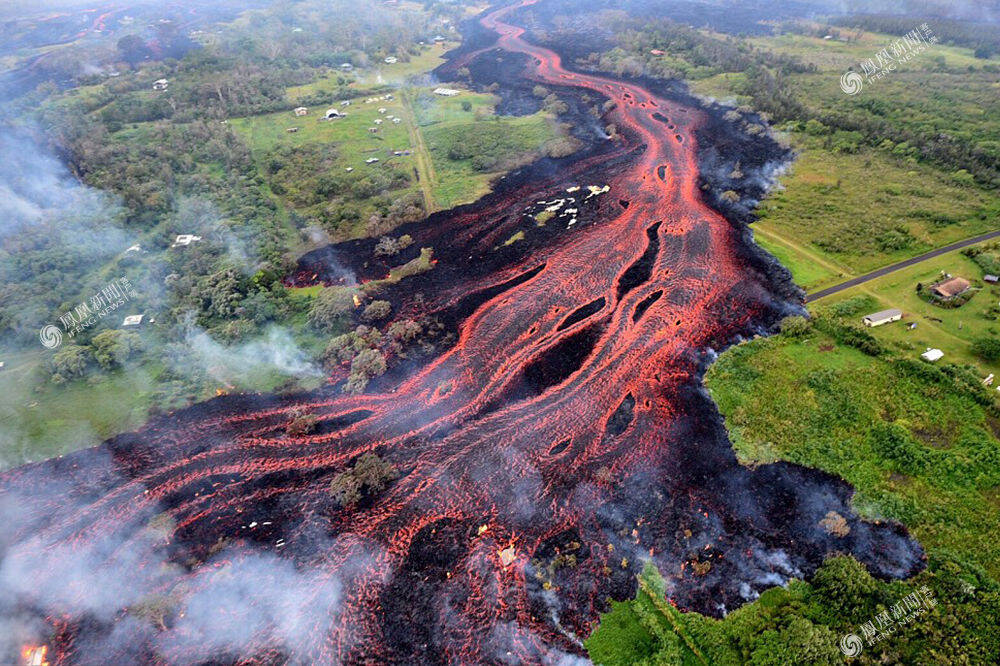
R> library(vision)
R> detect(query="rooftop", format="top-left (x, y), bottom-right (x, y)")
top-left (932, 276), bottom-right (970, 299)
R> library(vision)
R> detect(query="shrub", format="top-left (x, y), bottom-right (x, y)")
top-left (361, 300), bottom-right (392, 322)
top-left (972, 336), bottom-right (1000, 361)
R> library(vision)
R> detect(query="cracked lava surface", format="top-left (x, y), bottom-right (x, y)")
top-left (0, 2), bottom-right (923, 664)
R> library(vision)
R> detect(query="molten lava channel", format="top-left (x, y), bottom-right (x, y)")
top-left (0, 1), bottom-right (923, 664)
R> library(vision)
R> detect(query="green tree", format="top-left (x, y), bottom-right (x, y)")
top-left (51, 344), bottom-right (90, 380)
top-left (310, 288), bottom-right (356, 331)
top-left (91, 330), bottom-right (142, 370)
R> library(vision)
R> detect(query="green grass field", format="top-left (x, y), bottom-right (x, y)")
top-left (749, 133), bottom-right (1000, 292)
top-left (706, 326), bottom-right (1000, 577)
top-left (0, 350), bottom-right (156, 468)
top-left (421, 112), bottom-right (558, 209)
top-left (230, 99), bottom-right (415, 168)
top-left (812, 242), bottom-right (1000, 373)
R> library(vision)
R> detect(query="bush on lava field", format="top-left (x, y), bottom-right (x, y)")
top-left (329, 453), bottom-right (398, 507)
top-left (286, 411), bottom-right (319, 436)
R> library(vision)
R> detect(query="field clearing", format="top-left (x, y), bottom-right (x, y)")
top-left (230, 99), bottom-right (413, 165)
top-left (422, 113), bottom-right (559, 209)
top-left (751, 226), bottom-right (844, 293)
top-left (812, 242), bottom-right (1000, 373)
top-left (706, 330), bottom-right (1000, 578)
top-left (746, 30), bottom-right (989, 72)
top-left (0, 350), bottom-right (156, 468)
top-left (752, 133), bottom-right (1000, 287)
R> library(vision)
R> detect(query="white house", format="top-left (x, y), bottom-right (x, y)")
top-left (433, 87), bottom-right (461, 96)
top-left (122, 314), bottom-right (144, 327)
top-left (862, 308), bottom-right (902, 327)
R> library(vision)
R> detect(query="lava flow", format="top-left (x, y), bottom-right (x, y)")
top-left (0, 1), bottom-right (923, 664)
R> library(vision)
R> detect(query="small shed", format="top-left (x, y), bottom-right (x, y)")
top-left (324, 108), bottom-right (345, 120)
top-left (921, 348), bottom-right (944, 362)
top-left (294, 106), bottom-right (308, 116)
top-left (433, 87), bottom-right (460, 96)
top-left (862, 308), bottom-right (902, 327)
top-left (286, 127), bottom-right (299, 133)
top-left (384, 56), bottom-right (398, 64)
top-left (985, 274), bottom-right (999, 283)
top-left (152, 78), bottom-right (169, 90)
top-left (122, 314), bottom-right (144, 327)
top-left (365, 157), bottom-right (380, 164)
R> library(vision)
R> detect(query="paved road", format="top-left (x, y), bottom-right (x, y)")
top-left (806, 229), bottom-right (1000, 303)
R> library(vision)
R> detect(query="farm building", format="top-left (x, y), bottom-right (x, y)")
top-left (152, 78), bottom-right (169, 91)
top-left (921, 348), bottom-right (944, 362)
top-left (433, 87), bottom-right (461, 96)
top-left (384, 56), bottom-right (398, 64)
top-left (862, 308), bottom-right (902, 327)
top-left (324, 108), bottom-right (346, 120)
top-left (932, 276), bottom-right (970, 300)
top-left (294, 106), bottom-right (308, 116)
top-left (122, 314), bottom-right (144, 327)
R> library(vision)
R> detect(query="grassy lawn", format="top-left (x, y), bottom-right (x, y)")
top-left (0, 350), bottom-right (156, 468)
top-left (706, 327), bottom-right (1000, 577)
top-left (811, 242), bottom-right (1000, 373)
top-left (746, 31), bottom-right (989, 73)
top-left (686, 27), bottom-right (1000, 297)
top-left (230, 99), bottom-right (415, 169)
top-left (421, 112), bottom-right (560, 209)
top-left (748, 133), bottom-right (1000, 292)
